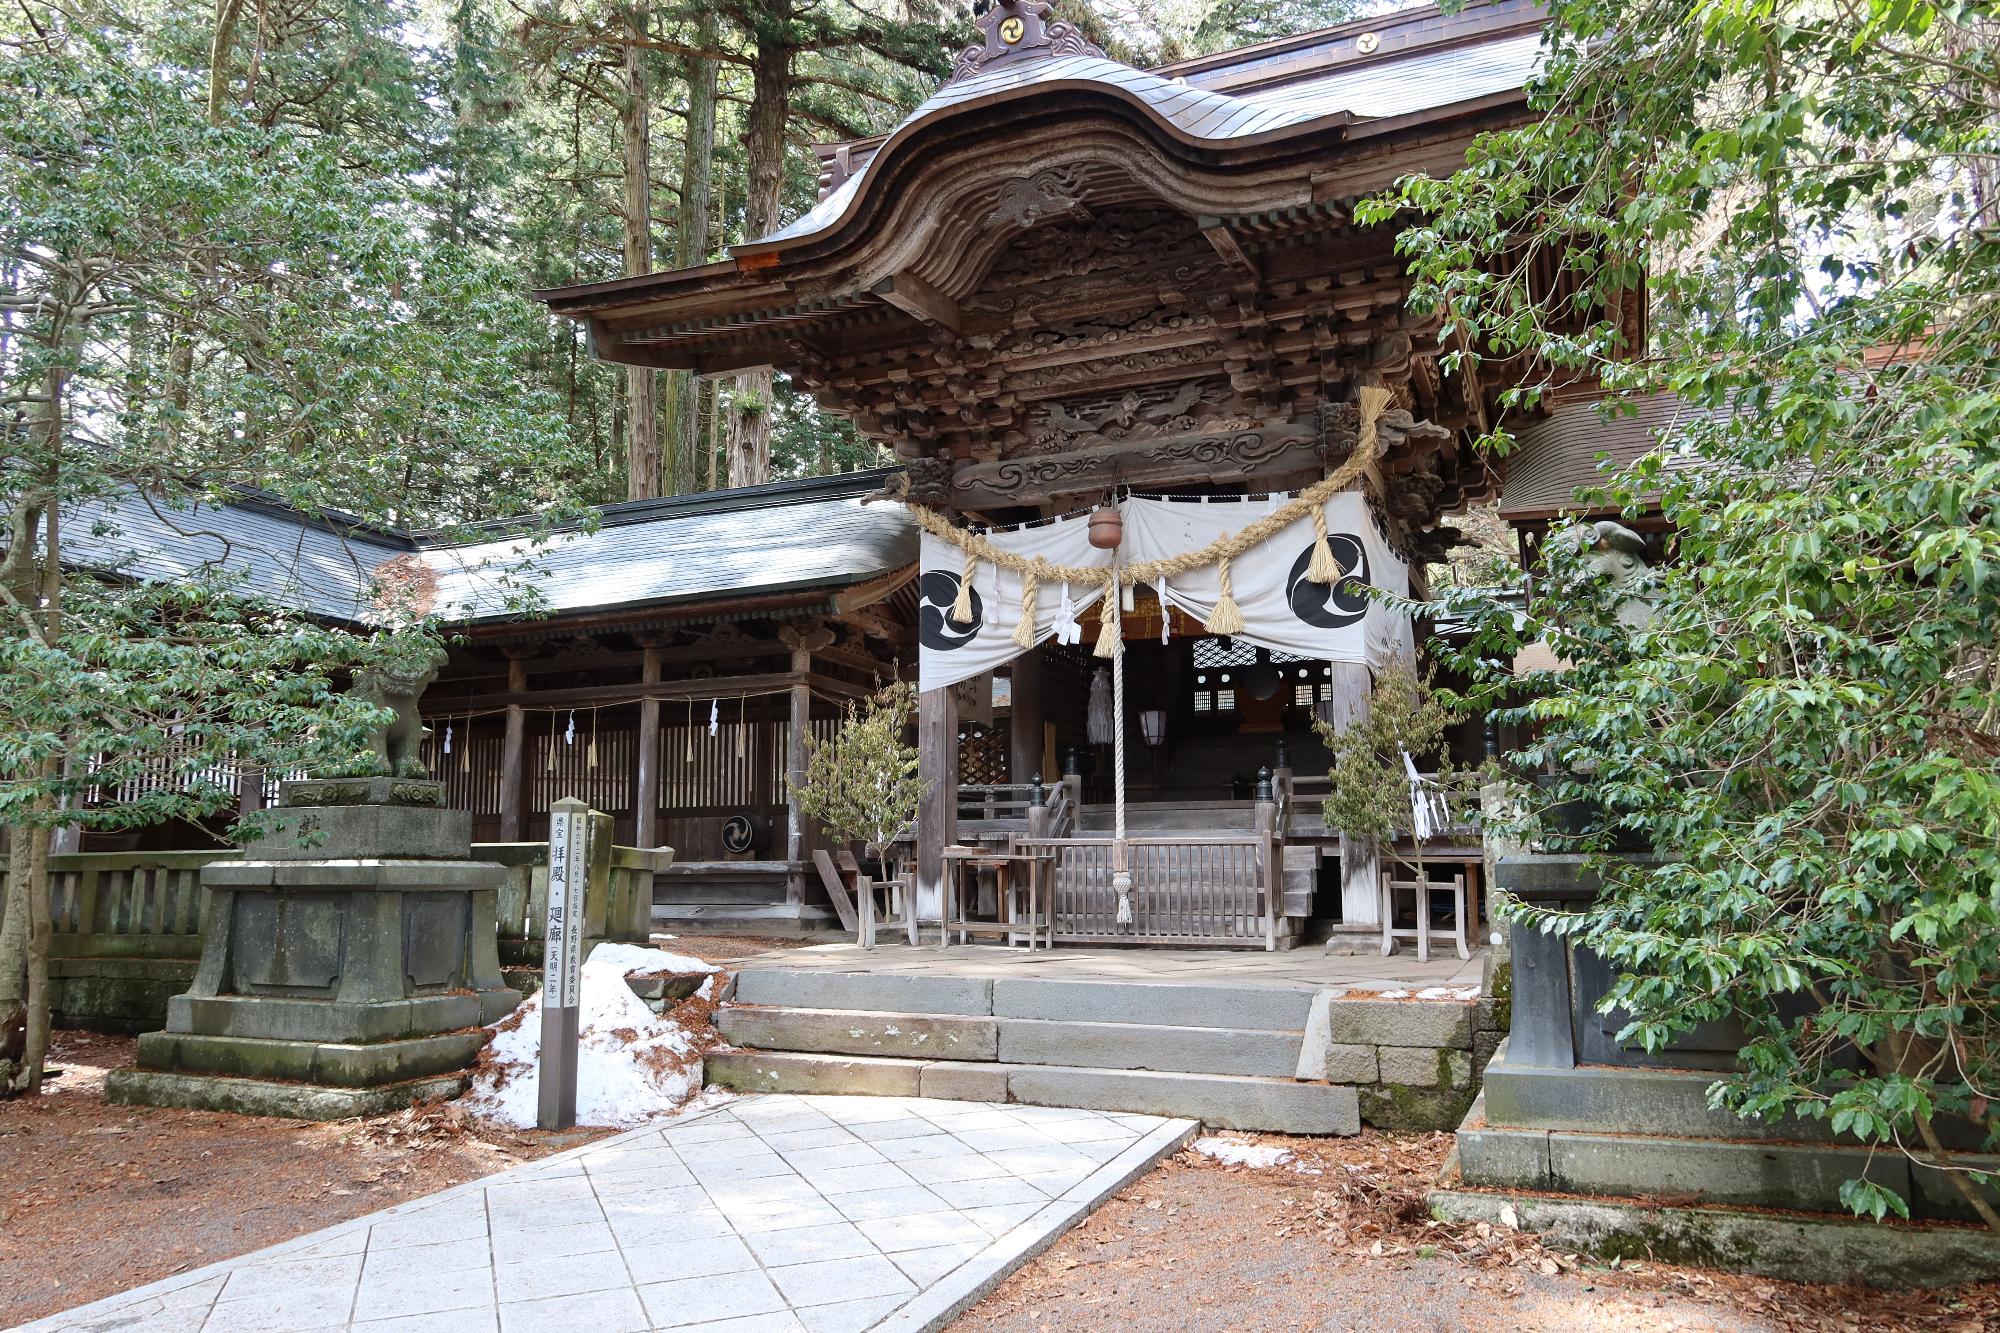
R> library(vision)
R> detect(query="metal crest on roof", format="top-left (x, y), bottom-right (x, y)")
top-left (946, 0), bottom-right (1106, 86)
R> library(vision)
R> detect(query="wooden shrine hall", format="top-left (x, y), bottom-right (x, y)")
top-left (538, 0), bottom-right (1599, 947)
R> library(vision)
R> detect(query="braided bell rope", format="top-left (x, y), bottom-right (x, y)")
top-left (906, 387), bottom-right (1391, 612)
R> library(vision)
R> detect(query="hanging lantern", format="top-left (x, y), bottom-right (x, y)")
top-left (1087, 503), bottom-right (1123, 549)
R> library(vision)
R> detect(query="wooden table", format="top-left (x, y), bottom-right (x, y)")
top-left (940, 845), bottom-right (1054, 950)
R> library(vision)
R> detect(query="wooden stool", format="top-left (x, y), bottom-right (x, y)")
top-left (1379, 869), bottom-right (1469, 962)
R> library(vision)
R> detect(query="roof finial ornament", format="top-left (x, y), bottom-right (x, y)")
top-left (947, 0), bottom-right (1108, 86)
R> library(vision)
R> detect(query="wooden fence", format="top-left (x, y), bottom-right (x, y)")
top-left (1012, 833), bottom-right (1280, 949)
top-left (42, 851), bottom-right (221, 960)
top-left (1, 829), bottom-right (668, 1029)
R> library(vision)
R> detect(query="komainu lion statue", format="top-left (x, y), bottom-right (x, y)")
top-left (350, 638), bottom-right (445, 778)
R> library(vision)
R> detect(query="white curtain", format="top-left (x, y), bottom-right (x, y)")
top-left (1120, 492), bottom-right (1413, 668)
top-left (917, 511), bottom-right (1109, 691)
top-left (917, 491), bottom-right (1413, 691)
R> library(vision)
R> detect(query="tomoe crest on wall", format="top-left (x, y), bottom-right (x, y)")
top-left (1286, 535), bottom-right (1372, 629)
top-left (918, 570), bottom-right (984, 651)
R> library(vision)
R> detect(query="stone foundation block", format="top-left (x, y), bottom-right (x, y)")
top-left (1324, 999), bottom-right (1473, 1049)
top-left (731, 969), bottom-right (993, 1017)
top-left (1472, 1029), bottom-right (1503, 1075)
top-left (1359, 1082), bottom-right (1479, 1131)
top-left (1006, 1065), bottom-right (1359, 1135)
top-left (1457, 1124), bottom-right (1554, 1189)
top-left (1428, 1187), bottom-right (2000, 1288)
top-left (719, 1008), bottom-right (997, 1061)
top-left (920, 1063), bottom-right (1010, 1102)
top-left (1549, 1132), bottom-right (1909, 1213)
top-left (1318, 1043), bottom-right (1379, 1084)
top-left (704, 1049), bottom-right (924, 1097)
top-left (1911, 1157), bottom-right (2000, 1224)
top-left (1377, 1045), bottom-right (1471, 1089)
top-left (106, 1069), bottom-right (467, 1121)
top-left (996, 1018), bottom-right (1301, 1078)
top-left (137, 1030), bottom-right (488, 1087)
top-left (992, 979), bottom-right (1313, 1032)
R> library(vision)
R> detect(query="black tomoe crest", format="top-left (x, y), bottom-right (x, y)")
top-left (1287, 535), bottom-right (1371, 628)
top-left (918, 569), bottom-right (984, 650)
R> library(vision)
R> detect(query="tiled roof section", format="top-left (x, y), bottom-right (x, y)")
top-left (762, 20), bottom-right (1544, 249)
top-left (54, 470), bottom-right (918, 627)
top-left (60, 488), bottom-right (410, 624)
top-left (419, 471), bottom-right (917, 623)
top-left (1498, 394), bottom-right (1715, 519)
top-left (1237, 30), bottom-right (1543, 122)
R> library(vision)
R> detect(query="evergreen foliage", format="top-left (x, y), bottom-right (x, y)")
top-left (1370, 0), bottom-right (2000, 1228)
top-left (796, 682), bottom-right (927, 870)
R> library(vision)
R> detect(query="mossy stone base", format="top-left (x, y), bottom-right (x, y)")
top-left (137, 1029), bottom-right (489, 1087)
top-left (105, 1068), bottom-right (468, 1121)
top-left (1428, 1179), bottom-right (2000, 1288)
top-left (51, 957), bottom-right (199, 1034)
top-left (1360, 1079), bottom-right (1480, 1131)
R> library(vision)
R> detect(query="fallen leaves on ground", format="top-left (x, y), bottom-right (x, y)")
top-left (1203, 1129), bottom-right (2000, 1333)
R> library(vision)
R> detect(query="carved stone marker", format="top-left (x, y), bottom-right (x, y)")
top-left (106, 777), bottom-right (519, 1120)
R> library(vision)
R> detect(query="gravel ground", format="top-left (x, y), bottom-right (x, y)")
top-left (950, 1133), bottom-right (2000, 1333)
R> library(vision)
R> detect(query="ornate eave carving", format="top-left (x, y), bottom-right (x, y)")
top-left (946, 0), bottom-right (1107, 87)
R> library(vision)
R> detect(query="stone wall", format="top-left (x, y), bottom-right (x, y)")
top-left (1298, 993), bottom-right (1510, 1131)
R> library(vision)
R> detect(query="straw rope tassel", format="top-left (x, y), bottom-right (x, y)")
top-left (1011, 572), bottom-right (1040, 649)
top-left (949, 549), bottom-right (977, 624)
top-left (1204, 557), bottom-right (1247, 635)
top-left (1092, 580), bottom-right (1121, 658)
top-left (1307, 503), bottom-right (1339, 583)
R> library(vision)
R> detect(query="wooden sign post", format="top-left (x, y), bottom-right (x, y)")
top-left (539, 797), bottom-right (588, 1130)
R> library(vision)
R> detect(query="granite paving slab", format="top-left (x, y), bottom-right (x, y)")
top-left (11, 1096), bottom-right (1195, 1333)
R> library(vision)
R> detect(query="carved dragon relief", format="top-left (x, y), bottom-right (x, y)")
top-left (1000, 378), bottom-right (1260, 457)
top-left (939, 403), bottom-right (1456, 511)
top-left (984, 167), bottom-right (1091, 230)
top-left (963, 210), bottom-right (1221, 314)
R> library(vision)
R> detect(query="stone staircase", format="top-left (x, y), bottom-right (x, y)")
top-left (707, 966), bottom-right (1498, 1133)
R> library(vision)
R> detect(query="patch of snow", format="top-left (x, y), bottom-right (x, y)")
top-left (589, 940), bottom-right (718, 977)
top-left (1373, 989), bottom-right (1411, 999)
top-left (462, 943), bottom-right (721, 1130)
top-left (1193, 1136), bottom-right (1295, 1169)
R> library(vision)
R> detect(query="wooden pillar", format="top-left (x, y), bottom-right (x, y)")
top-left (780, 623), bottom-right (835, 907)
top-left (916, 684), bottom-right (958, 925)
top-left (498, 653), bottom-right (528, 842)
top-left (1008, 647), bottom-right (1043, 782)
top-left (634, 644), bottom-right (663, 848)
top-left (1326, 661), bottom-right (1381, 935)
top-left (236, 763), bottom-right (264, 822)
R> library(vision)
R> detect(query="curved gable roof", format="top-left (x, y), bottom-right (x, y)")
top-left (757, 6), bottom-right (1545, 256)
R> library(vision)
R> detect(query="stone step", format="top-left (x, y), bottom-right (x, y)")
top-left (731, 969), bottom-right (1319, 1030)
top-left (704, 1048), bottom-right (1359, 1134)
top-left (716, 1006), bottom-right (998, 1062)
top-left (716, 1004), bottom-right (1306, 1078)
top-left (995, 1016), bottom-right (1303, 1078)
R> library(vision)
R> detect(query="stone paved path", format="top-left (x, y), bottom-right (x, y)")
top-left (16, 1095), bottom-right (1193, 1333)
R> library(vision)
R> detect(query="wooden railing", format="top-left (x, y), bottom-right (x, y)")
top-left (1287, 771), bottom-right (1481, 841)
top-left (38, 852), bottom-right (231, 960)
top-left (1011, 834), bottom-right (1278, 949)
top-left (480, 838), bottom-right (670, 965)
top-left (5, 834), bottom-right (668, 969)
top-left (956, 781), bottom-right (1076, 838)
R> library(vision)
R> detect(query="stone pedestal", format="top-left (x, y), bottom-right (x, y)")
top-left (107, 779), bottom-right (520, 1119)
top-left (1454, 850), bottom-right (2000, 1227)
